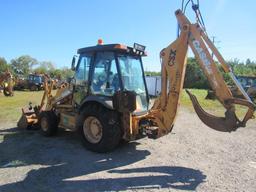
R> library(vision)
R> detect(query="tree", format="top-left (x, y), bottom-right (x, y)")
top-left (246, 58), bottom-right (251, 65)
top-left (0, 57), bottom-right (9, 73)
top-left (39, 61), bottom-right (55, 71)
top-left (10, 55), bottom-right (37, 75)
top-left (49, 69), bottom-right (62, 78)
top-left (34, 66), bottom-right (47, 74)
top-left (61, 67), bottom-right (74, 79)
top-left (184, 57), bottom-right (209, 89)
top-left (33, 61), bottom-right (55, 75)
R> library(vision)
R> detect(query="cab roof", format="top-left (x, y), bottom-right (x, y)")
top-left (77, 44), bottom-right (147, 56)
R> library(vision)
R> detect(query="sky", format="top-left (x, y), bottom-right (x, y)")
top-left (1, 0), bottom-right (256, 72)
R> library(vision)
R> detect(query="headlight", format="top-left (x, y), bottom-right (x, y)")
top-left (133, 43), bottom-right (146, 52)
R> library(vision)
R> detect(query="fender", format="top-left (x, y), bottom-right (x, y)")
top-left (79, 95), bottom-right (114, 112)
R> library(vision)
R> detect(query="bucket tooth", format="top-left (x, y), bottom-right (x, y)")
top-left (186, 90), bottom-right (240, 132)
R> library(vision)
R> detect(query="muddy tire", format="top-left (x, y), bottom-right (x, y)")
top-left (3, 88), bottom-right (12, 96)
top-left (39, 111), bottom-right (58, 136)
top-left (78, 104), bottom-right (121, 153)
top-left (3, 84), bottom-right (13, 97)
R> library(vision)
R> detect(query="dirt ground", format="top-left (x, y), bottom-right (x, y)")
top-left (0, 107), bottom-right (255, 192)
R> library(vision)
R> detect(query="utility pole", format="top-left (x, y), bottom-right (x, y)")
top-left (211, 36), bottom-right (221, 59)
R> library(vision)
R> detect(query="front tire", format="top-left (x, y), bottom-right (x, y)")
top-left (78, 104), bottom-right (121, 153)
top-left (39, 111), bottom-right (58, 136)
top-left (3, 88), bottom-right (12, 96)
top-left (3, 85), bottom-right (13, 97)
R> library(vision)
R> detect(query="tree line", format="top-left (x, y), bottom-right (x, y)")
top-left (1, 55), bottom-right (255, 88)
top-left (145, 57), bottom-right (256, 89)
top-left (0, 55), bottom-right (74, 79)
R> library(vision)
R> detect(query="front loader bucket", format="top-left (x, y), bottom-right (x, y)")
top-left (17, 105), bottom-right (39, 129)
top-left (17, 114), bottom-right (29, 129)
top-left (186, 90), bottom-right (240, 132)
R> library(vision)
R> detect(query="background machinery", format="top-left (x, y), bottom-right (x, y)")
top-left (230, 76), bottom-right (256, 102)
top-left (18, 2), bottom-right (255, 152)
top-left (14, 73), bottom-right (44, 91)
top-left (206, 76), bottom-right (256, 102)
top-left (0, 70), bottom-right (14, 97)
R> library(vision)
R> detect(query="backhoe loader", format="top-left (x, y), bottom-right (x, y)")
top-left (18, 3), bottom-right (255, 152)
top-left (0, 70), bottom-right (14, 97)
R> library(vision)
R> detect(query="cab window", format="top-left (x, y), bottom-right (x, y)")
top-left (91, 52), bottom-right (120, 96)
top-left (75, 54), bottom-right (92, 85)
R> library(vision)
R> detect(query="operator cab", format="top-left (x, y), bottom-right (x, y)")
top-left (72, 40), bottom-right (149, 113)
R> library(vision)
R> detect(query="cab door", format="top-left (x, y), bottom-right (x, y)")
top-left (90, 52), bottom-right (120, 96)
top-left (73, 54), bottom-right (92, 105)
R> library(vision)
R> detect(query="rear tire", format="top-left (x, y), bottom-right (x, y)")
top-left (39, 111), bottom-right (58, 136)
top-left (78, 104), bottom-right (121, 153)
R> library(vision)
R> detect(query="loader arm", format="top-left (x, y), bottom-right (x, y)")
top-left (0, 71), bottom-right (12, 85)
top-left (147, 10), bottom-right (255, 137)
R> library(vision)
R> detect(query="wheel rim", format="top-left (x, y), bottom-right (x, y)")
top-left (41, 117), bottom-right (49, 132)
top-left (83, 116), bottom-right (103, 144)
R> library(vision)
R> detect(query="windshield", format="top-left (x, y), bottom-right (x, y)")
top-left (28, 75), bottom-right (42, 83)
top-left (33, 76), bottom-right (42, 83)
top-left (117, 55), bottom-right (148, 112)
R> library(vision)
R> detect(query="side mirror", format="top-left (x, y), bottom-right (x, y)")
top-left (71, 56), bottom-right (77, 71)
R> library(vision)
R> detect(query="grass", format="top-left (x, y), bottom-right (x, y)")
top-left (180, 89), bottom-right (253, 120)
top-left (180, 89), bottom-right (226, 111)
top-left (0, 89), bottom-right (254, 124)
top-left (0, 91), bottom-right (44, 123)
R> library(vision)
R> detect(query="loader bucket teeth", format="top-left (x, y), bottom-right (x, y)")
top-left (186, 90), bottom-right (240, 132)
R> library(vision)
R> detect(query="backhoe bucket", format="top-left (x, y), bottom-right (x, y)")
top-left (186, 90), bottom-right (240, 132)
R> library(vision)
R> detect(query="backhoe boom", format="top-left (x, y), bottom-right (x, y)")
top-left (146, 10), bottom-right (255, 137)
